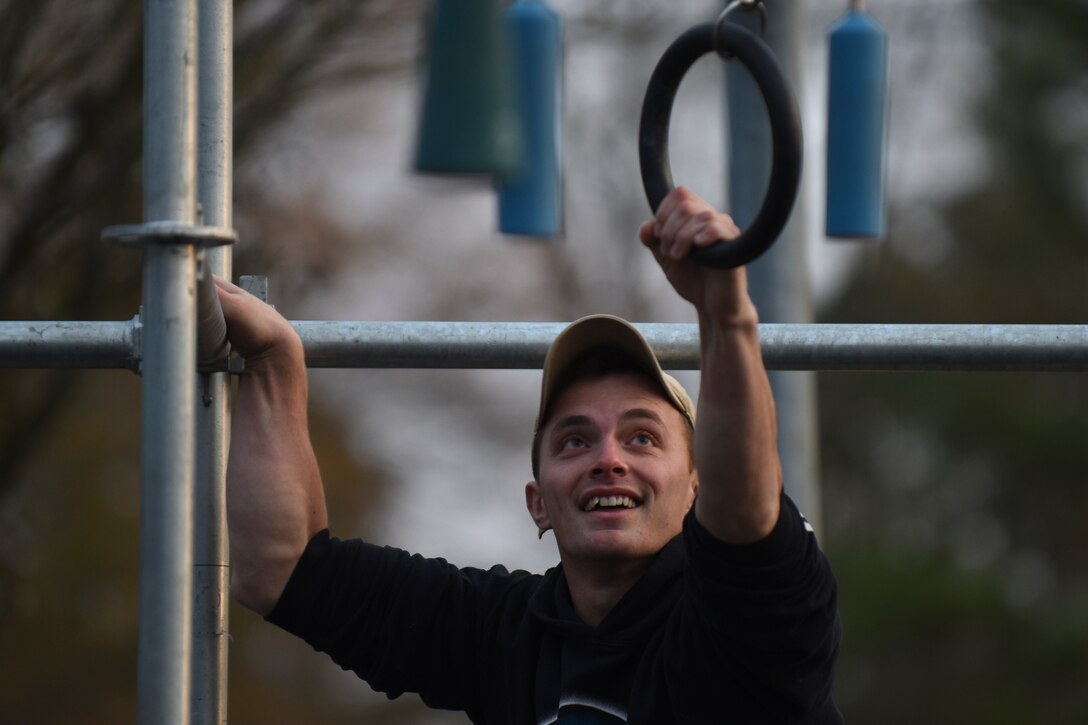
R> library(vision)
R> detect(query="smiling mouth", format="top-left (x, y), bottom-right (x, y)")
top-left (583, 495), bottom-right (639, 512)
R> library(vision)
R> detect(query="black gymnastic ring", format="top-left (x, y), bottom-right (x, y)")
top-left (639, 22), bottom-right (802, 269)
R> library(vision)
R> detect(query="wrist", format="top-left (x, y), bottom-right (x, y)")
top-left (698, 299), bottom-right (759, 341)
top-left (238, 337), bottom-right (308, 409)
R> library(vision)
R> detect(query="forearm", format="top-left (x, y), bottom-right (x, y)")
top-left (228, 338), bottom-right (328, 616)
top-left (693, 302), bottom-right (783, 543)
top-left (638, 187), bottom-right (784, 542)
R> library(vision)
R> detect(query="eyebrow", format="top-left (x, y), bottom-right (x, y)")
top-left (550, 408), bottom-right (668, 435)
top-left (550, 414), bottom-right (595, 434)
top-left (620, 408), bottom-right (667, 427)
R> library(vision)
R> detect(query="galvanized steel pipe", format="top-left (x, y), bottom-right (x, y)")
top-left (137, 1), bottom-right (198, 723)
top-left (2, 320), bottom-right (1087, 372)
top-left (0, 319), bottom-right (140, 370)
top-left (192, 1), bottom-right (234, 722)
top-left (290, 321), bottom-right (1088, 372)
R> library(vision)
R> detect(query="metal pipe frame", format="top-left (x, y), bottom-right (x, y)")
top-left (192, 1), bottom-right (233, 722)
top-left (138, 0), bottom-right (198, 723)
top-left (2, 320), bottom-right (1086, 372)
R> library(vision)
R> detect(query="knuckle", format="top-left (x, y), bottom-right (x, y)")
top-left (677, 199), bottom-right (700, 216)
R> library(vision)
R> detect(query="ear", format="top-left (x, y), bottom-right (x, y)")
top-left (687, 470), bottom-right (699, 511)
top-left (525, 480), bottom-right (551, 530)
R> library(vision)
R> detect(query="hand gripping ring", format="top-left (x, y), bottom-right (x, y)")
top-left (639, 21), bottom-right (803, 269)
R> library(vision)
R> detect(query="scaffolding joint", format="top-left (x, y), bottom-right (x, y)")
top-left (101, 221), bottom-right (237, 248)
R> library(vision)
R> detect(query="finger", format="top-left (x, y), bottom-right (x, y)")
top-left (215, 277), bottom-right (264, 324)
top-left (215, 280), bottom-right (233, 305)
top-left (213, 274), bottom-right (240, 292)
top-left (660, 199), bottom-right (711, 256)
top-left (638, 220), bottom-right (657, 247)
top-left (669, 214), bottom-right (711, 259)
top-left (215, 283), bottom-right (243, 321)
top-left (641, 223), bottom-right (670, 266)
top-left (654, 185), bottom-right (685, 220)
top-left (693, 215), bottom-right (741, 247)
top-left (653, 185), bottom-right (697, 234)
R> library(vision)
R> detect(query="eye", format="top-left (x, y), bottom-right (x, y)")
top-left (629, 432), bottom-right (654, 447)
top-left (560, 436), bottom-right (588, 451)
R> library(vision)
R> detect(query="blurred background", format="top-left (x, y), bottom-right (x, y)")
top-left (1, 0), bottom-right (1086, 722)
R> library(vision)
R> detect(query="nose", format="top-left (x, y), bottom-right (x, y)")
top-left (591, 437), bottom-right (628, 478)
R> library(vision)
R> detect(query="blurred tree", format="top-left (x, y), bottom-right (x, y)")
top-left (819, 0), bottom-right (1088, 722)
top-left (0, 0), bottom-right (421, 492)
top-left (0, 0), bottom-right (433, 722)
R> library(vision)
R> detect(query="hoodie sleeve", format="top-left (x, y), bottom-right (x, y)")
top-left (678, 494), bottom-right (843, 723)
top-left (266, 530), bottom-right (535, 716)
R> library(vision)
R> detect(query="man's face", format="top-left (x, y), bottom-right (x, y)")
top-left (526, 372), bottom-right (697, 569)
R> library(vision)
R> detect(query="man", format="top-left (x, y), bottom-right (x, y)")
top-left (218, 186), bottom-right (842, 723)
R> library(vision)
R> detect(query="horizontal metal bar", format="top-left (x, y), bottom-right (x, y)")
top-left (760, 323), bottom-right (1088, 372)
top-left (294, 321), bottom-right (1088, 372)
top-left (1, 320), bottom-right (1085, 372)
top-left (0, 275), bottom-right (229, 374)
top-left (0, 318), bottom-right (141, 371)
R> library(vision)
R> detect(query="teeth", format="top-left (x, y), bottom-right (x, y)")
top-left (583, 495), bottom-right (637, 512)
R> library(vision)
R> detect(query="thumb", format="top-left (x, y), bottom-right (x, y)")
top-left (638, 220), bottom-right (657, 247)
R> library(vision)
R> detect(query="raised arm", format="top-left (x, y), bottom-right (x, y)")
top-left (216, 277), bottom-right (328, 615)
top-left (638, 186), bottom-right (782, 543)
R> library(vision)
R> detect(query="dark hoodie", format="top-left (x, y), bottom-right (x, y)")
top-left (267, 495), bottom-right (843, 723)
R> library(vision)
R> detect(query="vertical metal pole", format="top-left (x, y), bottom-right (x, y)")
top-left (724, 1), bottom-right (822, 530)
top-left (193, 1), bottom-right (232, 723)
top-left (137, 1), bottom-right (198, 723)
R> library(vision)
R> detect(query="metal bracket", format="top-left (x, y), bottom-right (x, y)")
top-left (132, 309), bottom-right (144, 375)
top-left (715, 0), bottom-right (767, 58)
top-left (239, 274), bottom-right (269, 303)
top-left (101, 221), bottom-right (238, 248)
top-left (113, 226), bottom-right (240, 378)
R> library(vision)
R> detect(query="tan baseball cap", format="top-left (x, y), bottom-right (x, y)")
top-left (532, 314), bottom-right (696, 476)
